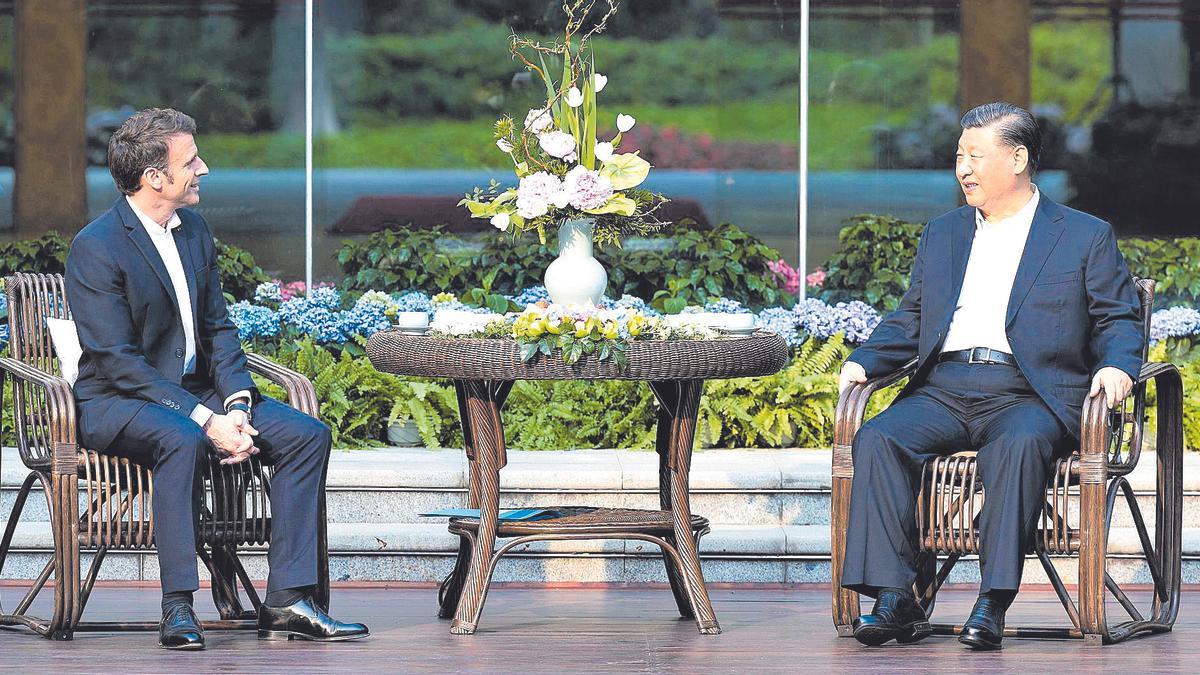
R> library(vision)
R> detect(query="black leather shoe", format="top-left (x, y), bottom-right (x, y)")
top-left (852, 589), bottom-right (931, 646)
top-left (158, 604), bottom-right (205, 651)
top-left (258, 596), bottom-right (369, 642)
top-left (959, 595), bottom-right (1006, 650)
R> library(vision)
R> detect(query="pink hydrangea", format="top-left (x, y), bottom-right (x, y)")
top-left (806, 267), bottom-right (826, 289)
top-left (563, 165), bottom-right (613, 211)
top-left (766, 259), bottom-right (800, 295)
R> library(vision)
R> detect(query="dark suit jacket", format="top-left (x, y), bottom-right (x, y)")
top-left (65, 197), bottom-right (256, 451)
top-left (848, 195), bottom-right (1144, 441)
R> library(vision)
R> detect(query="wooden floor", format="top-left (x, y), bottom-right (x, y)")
top-left (0, 585), bottom-right (1195, 672)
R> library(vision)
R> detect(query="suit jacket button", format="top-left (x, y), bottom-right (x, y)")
top-left (175, 348), bottom-right (184, 358)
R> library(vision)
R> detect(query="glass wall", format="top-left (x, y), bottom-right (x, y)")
top-left (807, 1), bottom-right (1199, 282)
top-left (0, 1), bottom-right (305, 282)
top-left (313, 0), bottom-right (801, 284)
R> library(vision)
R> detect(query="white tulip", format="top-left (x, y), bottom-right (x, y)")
top-left (538, 130), bottom-right (577, 159)
top-left (565, 86), bottom-right (584, 108)
top-left (616, 114), bottom-right (636, 132)
top-left (592, 73), bottom-right (608, 93)
top-left (594, 141), bottom-right (615, 162)
top-left (524, 107), bottom-right (553, 133)
top-left (490, 212), bottom-right (511, 231)
top-left (496, 138), bottom-right (514, 153)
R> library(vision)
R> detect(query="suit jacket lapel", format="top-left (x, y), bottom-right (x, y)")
top-left (119, 198), bottom-right (181, 313)
top-left (173, 214), bottom-right (203, 337)
top-left (1005, 196), bottom-right (1066, 326)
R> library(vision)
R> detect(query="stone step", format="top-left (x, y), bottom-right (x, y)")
top-left (1, 521), bottom-right (1198, 585)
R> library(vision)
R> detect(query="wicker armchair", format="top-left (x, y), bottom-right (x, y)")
top-left (830, 277), bottom-right (1183, 645)
top-left (0, 273), bottom-right (330, 640)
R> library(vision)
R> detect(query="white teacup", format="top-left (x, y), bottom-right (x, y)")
top-left (395, 311), bottom-right (430, 329)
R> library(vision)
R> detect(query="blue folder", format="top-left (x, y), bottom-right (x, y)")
top-left (419, 508), bottom-right (561, 521)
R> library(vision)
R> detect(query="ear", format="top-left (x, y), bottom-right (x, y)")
top-left (1012, 145), bottom-right (1029, 175)
top-left (141, 166), bottom-right (162, 191)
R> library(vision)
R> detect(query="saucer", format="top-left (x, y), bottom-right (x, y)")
top-left (395, 326), bottom-right (430, 336)
top-left (720, 327), bottom-right (758, 337)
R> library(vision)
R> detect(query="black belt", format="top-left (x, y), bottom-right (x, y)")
top-left (937, 347), bottom-right (1017, 367)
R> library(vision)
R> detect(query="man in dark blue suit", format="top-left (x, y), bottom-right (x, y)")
top-left (837, 103), bottom-right (1143, 650)
top-left (66, 108), bottom-right (367, 650)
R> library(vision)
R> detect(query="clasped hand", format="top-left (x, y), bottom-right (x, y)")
top-left (205, 410), bottom-right (259, 465)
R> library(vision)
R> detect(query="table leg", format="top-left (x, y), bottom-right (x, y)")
top-left (649, 380), bottom-right (721, 635)
top-left (439, 383), bottom-right (477, 619)
top-left (450, 380), bottom-right (511, 635)
top-left (655, 401), bottom-right (695, 619)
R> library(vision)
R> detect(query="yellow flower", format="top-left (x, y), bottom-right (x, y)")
top-left (602, 321), bottom-right (619, 340)
top-left (627, 315), bottom-right (646, 337)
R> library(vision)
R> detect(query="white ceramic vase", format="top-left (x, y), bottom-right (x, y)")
top-left (543, 218), bottom-right (607, 306)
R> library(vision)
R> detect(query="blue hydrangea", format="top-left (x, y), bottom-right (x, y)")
top-left (307, 286), bottom-right (342, 311)
top-left (756, 307), bottom-right (804, 347)
top-left (0, 323), bottom-right (9, 349)
top-left (792, 298), bottom-right (881, 344)
top-left (393, 291), bottom-right (433, 314)
top-left (509, 285), bottom-right (551, 307)
top-left (612, 294), bottom-right (659, 317)
top-left (705, 298), bottom-right (751, 314)
top-left (340, 303), bottom-right (393, 339)
top-left (254, 282), bottom-right (282, 304)
top-left (1150, 306), bottom-right (1200, 344)
top-left (227, 301), bottom-right (280, 341)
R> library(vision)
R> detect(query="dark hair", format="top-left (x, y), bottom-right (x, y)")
top-left (960, 102), bottom-right (1042, 174)
top-left (107, 108), bottom-right (197, 195)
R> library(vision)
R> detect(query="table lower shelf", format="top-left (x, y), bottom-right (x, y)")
top-left (447, 506), bottom-right (710, 538)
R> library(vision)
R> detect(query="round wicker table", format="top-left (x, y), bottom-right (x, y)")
top-left (366, 330), bottom-right (789, 635)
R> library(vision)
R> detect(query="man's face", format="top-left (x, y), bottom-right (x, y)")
top-left (154, 133), bottom-right (208, 208)
top-left (955, 125), bottom-right (1023, 212)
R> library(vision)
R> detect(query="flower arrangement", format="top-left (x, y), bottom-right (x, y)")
top-left (428, 300), bottom-right (714, 367)
top-left (458, 0), bottom-right (668, 249)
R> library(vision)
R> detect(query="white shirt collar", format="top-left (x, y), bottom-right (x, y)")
top-left (126, 196), bottom-right (182, 235)
top-left (975, 184), bottom-right (1039, 232)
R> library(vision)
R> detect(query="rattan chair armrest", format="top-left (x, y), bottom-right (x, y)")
top-left (245, 352), bottom-right (319, 418)
top-left (0, 356), bottom-right (77, 473)
top-left (834, 357), bottom-right (918, 430)
top-left (1136, 360), bottom-right (1180, 385)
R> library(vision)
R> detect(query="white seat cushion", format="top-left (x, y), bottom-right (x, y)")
top-left (45, 317), bottom-right (82, 386)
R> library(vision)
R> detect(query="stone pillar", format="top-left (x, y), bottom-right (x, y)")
top-left (14, 0), bottom-right (88, 236)
top-left (959, 0), bottom-right (1031, 112)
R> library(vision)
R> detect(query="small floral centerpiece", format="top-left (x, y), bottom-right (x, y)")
top-left (458, 0), bottom-right (669, 306)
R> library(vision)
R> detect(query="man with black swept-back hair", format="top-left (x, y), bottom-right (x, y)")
top-left (837, 102), bottom-right (1142, 650)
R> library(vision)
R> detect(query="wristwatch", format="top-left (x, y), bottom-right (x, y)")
top-left (226, 400), bottom-right (252, 422)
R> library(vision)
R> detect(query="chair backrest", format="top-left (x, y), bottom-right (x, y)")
top-left (1133, 277), bottom-right (1155, 362)
top-left (5, 272), bottom-right (71, 376)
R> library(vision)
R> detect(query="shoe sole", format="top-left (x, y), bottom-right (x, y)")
top-left (258, 629), bottom-right (370, 642)
top-left (958, 633), bottom-right (1002, 650)
top-left (853, 620), bottom-right (932, 646)
top-left (158, 641), bottom-right (205, 651)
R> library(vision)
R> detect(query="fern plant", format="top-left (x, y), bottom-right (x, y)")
top-left (697, 334), bottom-right (851, 448)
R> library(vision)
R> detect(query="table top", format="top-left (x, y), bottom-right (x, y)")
top-left (365, 330), bottom-right (789, 381)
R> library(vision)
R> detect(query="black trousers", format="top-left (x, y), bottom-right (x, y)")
top-left (841, 360), bottom-right (1071, 598)
top-left (105, 382), bottom-right (332, 595)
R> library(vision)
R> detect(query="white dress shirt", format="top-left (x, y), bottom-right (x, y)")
top-left (940, 185), bottom-right (1040, 355)
top-left (126, 197), bottom-right (248, 426)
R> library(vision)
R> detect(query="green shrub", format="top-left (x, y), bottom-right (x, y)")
top-left (0, 231), bottom-right (70, 277)
top-left (821, 214), bottom-right (924, 311)
top-left (1117, 237), bottom-right (1200, 309)
top-left (336, 226), bottom-right (475, 296)
top-left (214, 239), bottom-right (271, 303)
top-left (697, 335), bottom-right (850, 448)
top-left (502, 380), bottom-right (658, 451)
top-left (256, 337), bottom-right (462, 449)
top-left (335, 221), bottom-right (791, 310)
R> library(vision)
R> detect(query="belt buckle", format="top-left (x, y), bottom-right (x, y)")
top-left (968, 348), bottom-right (987, 364)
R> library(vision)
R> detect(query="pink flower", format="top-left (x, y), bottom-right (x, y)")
top-left (766, 259), bottom-right (800, 294)
top-left (806, 267), bottom-right (826, 289)
top-left (563, 165), bottom-right (613, 211)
